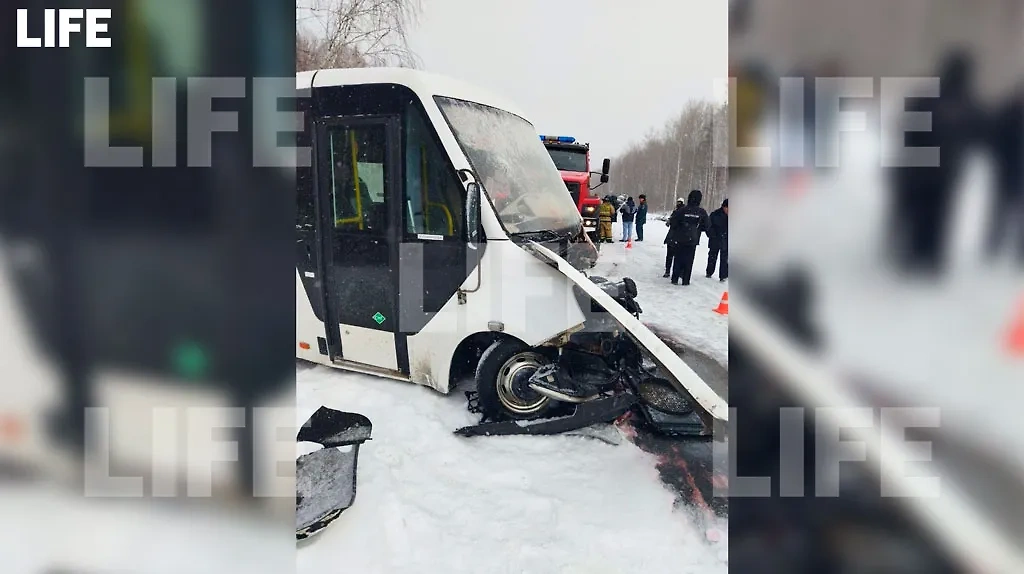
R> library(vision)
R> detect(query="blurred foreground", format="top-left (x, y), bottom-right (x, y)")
top-left (730, 0), bottom-right (1023, 572)
top-left (2, 1), bottom-right (296, 572)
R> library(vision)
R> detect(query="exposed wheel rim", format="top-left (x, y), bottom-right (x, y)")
top-left (495, 352), bottom-right (549, 416)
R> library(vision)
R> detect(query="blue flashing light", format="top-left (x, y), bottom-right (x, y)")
top-left (540, 135), bottom-right (577, 144)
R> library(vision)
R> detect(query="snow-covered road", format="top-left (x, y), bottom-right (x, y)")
top-left (296, 366), bottom-right (726, 573)
top-left (297, 219), bottom-right (729, 573)
top-left (731, 137), bottom-right (1024, 477)
top-left (593, 218), bottom-right (729, 368)
top-left (729, 128), bottom-right (1024, 569)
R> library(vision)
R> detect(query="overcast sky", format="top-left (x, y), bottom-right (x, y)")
top-left (406, 0), bottom-right (727, 163)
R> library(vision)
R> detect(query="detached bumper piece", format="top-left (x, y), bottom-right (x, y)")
top-left (455, 392), bottom-right (638, 438)
top-left (296, 406), bottom-right (372, 541)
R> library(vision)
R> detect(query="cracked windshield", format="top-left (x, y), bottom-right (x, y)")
top-left (435, 97), bottom-right (582, 235)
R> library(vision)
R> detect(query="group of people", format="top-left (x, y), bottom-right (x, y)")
top-left (595, 188), bottom-right (729, 286)
top-left (663, 190), bottom-right (728, 285)
top-left (597, 194), bottom-right (649, 243)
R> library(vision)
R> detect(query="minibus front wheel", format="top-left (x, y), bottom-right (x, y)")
top-left (475, 339), bottom-right (555, 420)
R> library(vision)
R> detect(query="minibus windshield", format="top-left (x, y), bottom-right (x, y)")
top-left (435, 97), bottom-right (582, 236)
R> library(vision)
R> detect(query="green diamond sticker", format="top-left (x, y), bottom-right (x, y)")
top-left (172, 341), bottom-right (208, 380)
top-left (372, 312), bottom-right (386, 325)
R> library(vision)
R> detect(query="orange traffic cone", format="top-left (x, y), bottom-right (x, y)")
top-left (713, 291), bottom-right (729, 315)
top-left (786, 169), bottom-right (810, 199)
top-left (1006, 299), bottom-right (1024, 356)
top-left (0, 413), bottom-right (24, 443)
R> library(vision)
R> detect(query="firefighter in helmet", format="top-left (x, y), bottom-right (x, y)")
top-left (598, 196), bottom-right (615, 243)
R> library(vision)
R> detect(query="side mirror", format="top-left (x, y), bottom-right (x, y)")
top-left (600, 158), bottom-right (611, 183)
top-left (465, 182), bottom-right (481, 249)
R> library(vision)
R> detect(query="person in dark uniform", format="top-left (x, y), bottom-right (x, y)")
top-left (636, 195), bottom-right (649, 241)
top-left (706, 198), bottom-right (728, 281)
top-left (987, 83), bottom-right (1023, 264)
top-left (664, 197), bottom-right (684, 277)
top-left (887, 51), bottom-right (981, 276)
top-left (667, 189), bottom-right (709, 285)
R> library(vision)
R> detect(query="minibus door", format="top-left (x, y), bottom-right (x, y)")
top-left (313, 116), bottom-right (405, 375)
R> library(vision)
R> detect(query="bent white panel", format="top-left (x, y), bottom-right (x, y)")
top-left (405, 241), bottom-right (587, 393)
top-left (526, 242), bottom-right (728, 422)
top-left (339, 324), bottom-right (398, 372)
top-left (296, 270), bottom-right (330, 366)
top-left (0, 249), bottom-right (61, 470)
top-left (731, 301), bottom-right (1024, 573)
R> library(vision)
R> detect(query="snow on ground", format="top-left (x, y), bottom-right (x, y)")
top-left (794, 158), bottom-right (1024, 476)
top-left (731, 125), bottom-right (1024, 476)
top-left (297, 366), bottom-right (727, 574)
top-left (0, 484), bottom-right (290, 574)
top-left (296, 214), bottom-right (730, 573)
top-left (591, 219), bottom-right (728, 367)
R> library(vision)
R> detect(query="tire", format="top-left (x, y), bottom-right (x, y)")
top-left (475, 339), bottom-right (554, 420)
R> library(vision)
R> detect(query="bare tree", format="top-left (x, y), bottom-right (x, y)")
top-left (604, 100), bottom-right (728, 215)
top-left (296, 0), bottom-right (422, 72)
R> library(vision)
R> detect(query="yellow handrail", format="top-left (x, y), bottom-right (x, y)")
top-left (107, 0), bottom-right (152, 141)
top-left (421, 146), bottom-right (429, 229)
top-left (335, 130), bottom-right (364, 229)
top-left (426, 203), bottom-right (454, 236)
top-left (420, 145), bottom-right (454, 235)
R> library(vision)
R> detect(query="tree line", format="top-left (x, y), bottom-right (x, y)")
top-left (295, 2), bottom-right (728, 217)
top-left (603, 101), bottom-right (728, 215)
top-left (296, 0), bottom-right (420, 72)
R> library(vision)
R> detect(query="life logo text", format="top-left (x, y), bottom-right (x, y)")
top-left (16, 8), bottom-right (112, 48)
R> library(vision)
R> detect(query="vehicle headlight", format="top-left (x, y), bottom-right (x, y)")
top-left (582, 205), bottom-right (596, 215)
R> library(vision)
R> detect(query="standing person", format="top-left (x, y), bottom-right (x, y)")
top-left (887, 51), bottom-right (981, 276)
top-left (667, 189), bottom-right (709, 285)
top-left (986, 83), bottom-right (1023, 263)
top-left (664, 197), bottom-right (684, 277)
top-left (636, 195), bottom-right (648, 241)
top-left (620, 196), bottom-right (637, 241)
top-left (604, 195), bottom-right (620, 223)
top-left (598, 196), bottom-right (614, 243)
top-left (706, 198), bottom-right (728, 281)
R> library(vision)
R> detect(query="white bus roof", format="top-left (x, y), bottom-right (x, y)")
top-left (297, 68), bottom-right (530, 121)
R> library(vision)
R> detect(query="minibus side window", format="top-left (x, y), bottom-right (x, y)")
top-left (404, 103), bottom-right (464, 239)
top-left (326, 126), bottom-right (388, 234)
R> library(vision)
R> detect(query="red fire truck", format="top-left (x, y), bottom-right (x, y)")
top-left (540, 135), bottom-right (610, 244)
